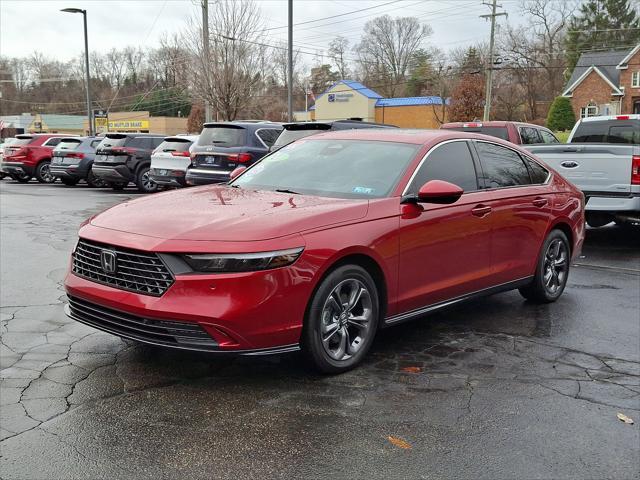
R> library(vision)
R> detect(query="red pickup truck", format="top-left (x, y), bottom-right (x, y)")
top-left (1, 133), bottom-right (71, 183)
top-left (440, 121), bottom-right (560, 145)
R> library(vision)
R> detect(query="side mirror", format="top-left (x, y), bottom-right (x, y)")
top-left (416, 180), bottom-right (463, 204)
top-left (229, 166), bottom-right (247, 180)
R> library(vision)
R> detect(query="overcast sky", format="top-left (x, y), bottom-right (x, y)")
top-left (1, 0), bottom-right (523, 65)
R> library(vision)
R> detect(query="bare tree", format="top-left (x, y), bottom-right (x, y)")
top-left (354, 15), bottom-right (432, 97)
top-left (328, 36), bottom-right (350, 78)
top-left (183, 0), bottom-right (268, 121)
top-left (499, 0), bottom-right (577, 119)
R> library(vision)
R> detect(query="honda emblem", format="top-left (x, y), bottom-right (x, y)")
top-left (100, 250), bottom-right (117, 274)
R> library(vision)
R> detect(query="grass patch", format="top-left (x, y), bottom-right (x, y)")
top-left (554, 131), bottom-right (570, 143)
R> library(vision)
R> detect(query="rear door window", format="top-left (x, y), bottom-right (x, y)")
top-left (539, 130), bottom-right (559, 144)
top-left (475, 141), bottom-right (532, 188)
top-left (256, 129), bottom-right (281, 148)
top-left (43, 137), bottom-right (62, 147)
top-left (407, 141), bottom-right (479, 193)
top-left (523, 157), bottom-right (550, 184)
top-left (519, 127), bottom-right (542, 144)
top-left (198, 126), bottom-right (246, 147)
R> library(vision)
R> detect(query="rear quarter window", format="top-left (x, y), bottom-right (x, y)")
top-left (13, 136), bottom-right (36, 146)
top-left (524, 157), bottom-right (549, 184)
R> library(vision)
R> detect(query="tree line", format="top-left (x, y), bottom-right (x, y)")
top-left (0, 0), bottom-right (638, 128)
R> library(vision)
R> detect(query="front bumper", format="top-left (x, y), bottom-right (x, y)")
top-left (64, 241), bottom-right (312, 353)
top-left (92, 164), bottom-right (133, 183)
top-left (185, 168), bottom-right (230, 186)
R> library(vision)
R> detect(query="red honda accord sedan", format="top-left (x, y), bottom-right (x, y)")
top-left (64, 129), bottom-right (584, 372)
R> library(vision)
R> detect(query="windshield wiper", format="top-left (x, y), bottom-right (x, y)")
top-left (275, 188), bottom-right (300, 195)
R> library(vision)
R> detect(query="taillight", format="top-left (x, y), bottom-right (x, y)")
top-left (616, 115), bottom-right (630, 120)
top-left (632, 155), bottom-right (640, 185)
top-left (463, 122), bottom-right (482, 128)
top-left (66, 152), bottom-right (85, 159)
top-left (228, 153), bottom-right (252, 163)
top-left (111, 147), bottom-right (136, 155)
top-left (171, 151), bottom-right (191, 157)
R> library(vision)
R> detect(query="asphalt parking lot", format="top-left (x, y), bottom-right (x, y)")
top-left (1, 180), bottom-right (639, 480)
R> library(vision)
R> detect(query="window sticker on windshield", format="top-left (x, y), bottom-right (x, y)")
top-left (353, 186), bottom-right (375, 195)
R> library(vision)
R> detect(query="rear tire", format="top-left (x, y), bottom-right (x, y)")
top-left (35, 160), bottom-right (56, 183)
top-left (519, 229), bottom-right (570, 303)
top-left (135, 166), bottom-right (158, 193)
top-left (87, 170), bottom-right (106, 188)
top-left (301, 264), bottom-right (379, 374)
top-left (61, 177), bottom-right (79, 186)
top-left (10, 172), bottom-right (31, 183)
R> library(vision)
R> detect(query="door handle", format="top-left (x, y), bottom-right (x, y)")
top-left (471, 205), bottom-right (492, 217)
top-left (532, 197), bottom-right (548, 207)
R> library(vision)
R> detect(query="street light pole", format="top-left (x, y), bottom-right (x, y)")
top-left (62, 8), bottom-right (93, 135)
top-left (287, 0), bottom-right (293, 122)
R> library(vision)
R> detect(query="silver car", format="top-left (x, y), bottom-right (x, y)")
top-left (149, 135), bottom-right (198, 187)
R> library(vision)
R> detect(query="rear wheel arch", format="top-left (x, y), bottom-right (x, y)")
top-left (548, 220), bottom-right (574, 255)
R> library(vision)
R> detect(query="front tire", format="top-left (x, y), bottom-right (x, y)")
top-left (519, 229), bottom-right (570, 303)
top-left (35, 160), bottom-right (56, 183)
top-left (136, 167), bottom-right (158, 193)
top-left (301, 264), bottom-right (379, 374)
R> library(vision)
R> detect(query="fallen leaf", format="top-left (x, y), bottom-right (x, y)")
top-left (387, 436), bottom-right (412, 449)
top-left (617, 413), bottom-right (634, 424)
top-left (401, 366), bottom-right (422, 374)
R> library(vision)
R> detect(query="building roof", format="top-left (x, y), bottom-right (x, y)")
top-left (564, 48), bottom-right (630, 95)
top-left (376, 96), bottom-right (445, 107)
top-left (39, 114), bottom-right (86, 130)
top-left (617, 44), bottom-right (640, 69)
top-left (314, 80), bottom-right (384, 104)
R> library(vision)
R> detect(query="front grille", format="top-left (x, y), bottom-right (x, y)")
top-left (72, 238), bottom-right (174, 296)
top-left (67, 295), bottom-right (218, 350)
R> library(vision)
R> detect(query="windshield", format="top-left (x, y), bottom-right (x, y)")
top-left (571, 120), bottom-right (640, 144)
top-left (273, 126), bottom-right (330, 148)
top-left (54, 139), bottom-right (82, 152)
top-left (198, 126), bottom-right (246, 147)
top-left (444, 126), bottom-right (509, 141)
top-left (232, 139), bottom-right (420, 199)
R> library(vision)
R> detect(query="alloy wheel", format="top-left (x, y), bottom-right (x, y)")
top-left (543, 238), bottom-right (568, 294)
top-left (142, 170), bottom-right (156, 191)
top-left (40, 163), bottom-right (55, 183)
top-left (320, 278), bottom-right (373, 361)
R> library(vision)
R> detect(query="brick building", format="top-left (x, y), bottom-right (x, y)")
top-left (563, 44), bottom-right (640, 118)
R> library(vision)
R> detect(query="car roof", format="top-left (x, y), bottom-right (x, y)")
top-left (163, 135), bottom-right (198, 142)
top-left (203, 121), bottom-right (282, 129)
top-left (578, 114), bottom-right (640, 122)
top-left (442, 121), bottom-right (549, 129)
top-left (282, 120), bottom-right (396, 129)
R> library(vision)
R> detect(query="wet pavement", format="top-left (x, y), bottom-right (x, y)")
top-left (1, 181), bottom-right (639, 479)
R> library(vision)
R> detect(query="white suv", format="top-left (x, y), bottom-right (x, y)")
top-left (149, 135), bottom-right (198, 187)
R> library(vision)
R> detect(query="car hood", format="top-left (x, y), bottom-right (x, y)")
top-left (90, 185), bottom-right (369, 241)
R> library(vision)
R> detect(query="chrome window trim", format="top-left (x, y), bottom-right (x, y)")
top-left (473, 138), bottom-right (551, 188)
top-left (401, 139), bottom-right (481, 196)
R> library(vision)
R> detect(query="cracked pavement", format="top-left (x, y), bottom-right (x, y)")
top-left (1, 181), bottom-right (639, 479)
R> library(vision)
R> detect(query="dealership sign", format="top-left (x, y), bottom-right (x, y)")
top-left (108, 120), bottom-right (150, 130)
top-left (328, 93), bottom-right (354, 103)
top-left (93, 109), bottom-right (108, 133)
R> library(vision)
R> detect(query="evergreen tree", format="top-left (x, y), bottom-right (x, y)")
top-left (565, 0), bottom-right (640, 74)
top-left (546, 96), bottom-right (576, 131)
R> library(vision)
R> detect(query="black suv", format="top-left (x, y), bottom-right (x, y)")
top-left (92, 133), bottom-right (165, 192)
top-left (186, 121), bottom-right (282, 186)
top-left (50, 136), bottom-right (105, 187)
top-left (270, 119), bottom-right (397, 151)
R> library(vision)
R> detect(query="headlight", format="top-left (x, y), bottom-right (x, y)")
top-left (183, 247), bottom-right (304, 273)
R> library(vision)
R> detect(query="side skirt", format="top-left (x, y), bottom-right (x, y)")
top-left (383, 276), bottom-right (533, 327)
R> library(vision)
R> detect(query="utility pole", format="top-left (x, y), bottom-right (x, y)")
top-left (287, 0), bottom-right (293, 122)
top-left (480, 0), bottom-right (506, 121)
top-left (202, 0), bottom-right (212, 123)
